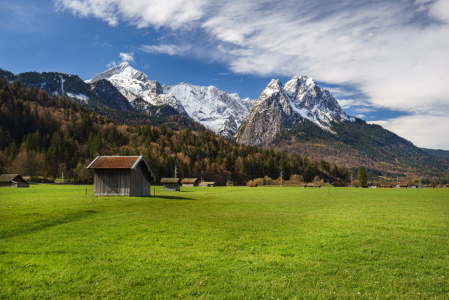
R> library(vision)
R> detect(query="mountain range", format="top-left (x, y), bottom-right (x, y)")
top-left (1, 64), bottom-right (448, 178)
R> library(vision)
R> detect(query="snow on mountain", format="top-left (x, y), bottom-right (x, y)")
top-left (235, 76), bottom-right (354, 146)
top-left (87, 62), bottom-right (188, 116)
top-left (162, 83), bottom-right (253, 137)
top-left (87, 63), bottom-right (254, 137)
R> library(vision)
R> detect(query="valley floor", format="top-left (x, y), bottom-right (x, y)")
top-left (0, 185), bottom-right (448, 299)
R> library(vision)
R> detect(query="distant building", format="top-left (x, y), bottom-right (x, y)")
top-left (368, 183), bottom-right (379, 188)
top-left (396, 183), bottom-right (408, 189)
top-left (0, 174), bottom-right (29, 188)
top-left (181, 178), bottom-right (199, 187)
top-left (248, 183), bottom-right (258, 187)
top-left (300, 184), bottom-right (307, 188)
top-left (445, 184), bottom-right (449, 188)
top-left (308, 183), bottom-right (314, 187)
top-left (161, 178), bottom-right (181, 191)
top-left (199, 182), bottom-right (216, 187)
top-left (87, 156), bottom-right (155, 196)
top-left (410, 185), bottom-right (419, 189)
top-left (314, 184), bottom-right (321, 188)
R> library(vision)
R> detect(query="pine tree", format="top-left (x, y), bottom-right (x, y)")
top-left (358, 167), bottom-right (368, 188)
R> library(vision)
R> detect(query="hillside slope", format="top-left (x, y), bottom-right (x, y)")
top-left (269, 119), bottom-right (448, 178)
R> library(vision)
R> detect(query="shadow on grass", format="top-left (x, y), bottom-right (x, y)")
top-left (153, 195), bottom-right (196, 201)
top-left (0, 210), bottom-right (98, 240)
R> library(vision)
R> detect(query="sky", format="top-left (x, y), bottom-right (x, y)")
top-left (1, 0), bottom-right (449, 150)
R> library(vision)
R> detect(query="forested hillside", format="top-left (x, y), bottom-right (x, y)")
top-left (270, 119), bottom-right (448, 179)
top-left (0, 80), bottom-right (351, 185)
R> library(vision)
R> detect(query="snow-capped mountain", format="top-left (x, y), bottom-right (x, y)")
top-left (235, 76), bottom-right (354, 146)
top-left (87, 62), bottom-right (254, 137)
top-left (163, 83), bottom-right (253, 137)
top-left (87, 62), bottom-right (188, 116)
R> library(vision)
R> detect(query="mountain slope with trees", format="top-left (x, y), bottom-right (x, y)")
top-left (269, 119), bottom-right (448, 179)
top-left (0, 80), bottom-right (351, 185)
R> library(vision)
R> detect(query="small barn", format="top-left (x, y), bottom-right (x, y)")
top-left (308, 183), bottom-right (314, 187)
top-left (199, 182), bottom-right (216, 187)
top-left (181, 178), bottom-right (199, 187)
top-left (314, 184), bottom-right (321, 188)
top-left (300, 184), bottom-right (307, 188)
top-left (368, 183), bottom-right (379, 188)
top-left (445, 184), bottom-right (449, 188)
top-left (0, 174), bottom-right (29, 188)
top-left (161, 178), bottom-right (180, 191)
top-left (248, 183), bottom-right (258, 187)
top-left (87, 156), bottom-right (155, 197)
top-left (396, 183), bottom-right (408, 189)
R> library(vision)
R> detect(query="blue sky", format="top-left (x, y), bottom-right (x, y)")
top-left (1, 0), bottom-right (449, 149)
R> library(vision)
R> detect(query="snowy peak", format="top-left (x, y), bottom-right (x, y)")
top-left (163, 83), bottom-right (253, 137)
top-left (88, 62), bottom-right (148, 83)
top-left (235, 76), bottom-right (353, 146)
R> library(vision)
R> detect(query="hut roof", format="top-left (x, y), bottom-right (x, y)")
top-left (397, 183), bottom-right (408, 187)
top-left (0, 174), bottom-right (27, 183)
top-left (248, 183), bottom-right (258, 187)
top-left (87, 156), bottom-right (155, 179)
top-left (199, 182), bottom-right (215, 185)
top-left (161, 178), bottom-right (180, 184)
top-left (181, 178), bottom-right (198, 184)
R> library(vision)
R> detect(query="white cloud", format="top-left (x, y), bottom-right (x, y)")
top-left (119, 52), bottom-right (134, 63)
top-left (55, 0), bottom-right (209, 29)
top-left (57, 0), bottom-right (449, 148)
top-left (139, 44), bottom-right (189, 55)
top-left (106, 61), bottom-right (116, 68)
top-left (370, 115), bottom-right (449, 149)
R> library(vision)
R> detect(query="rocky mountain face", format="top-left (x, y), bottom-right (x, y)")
top-left (87, 62), bottom-right (253, 137)
top-left (163, 83), bottom-right (252, 137)
top-left (86, 62), bottom-right (188, 117)
top-left (235, 76), bottom-right (353, 146)
top-left (91, 79), bottom-right (133, 111)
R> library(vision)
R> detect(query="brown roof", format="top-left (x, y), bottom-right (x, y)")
top-left (199, 182), bottom-right (215, 185)
top-left (0, 174), bottom-right (27, 183)
top-left (249, 183), bottom-right (258, 187)
top-left (161, 178), bottom-right (180, 184)
top-left (87, 156), bottom-right (141, 169)
top-left (181, 178), bottom-right (198, 184)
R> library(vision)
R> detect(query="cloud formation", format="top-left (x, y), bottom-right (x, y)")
top-left (119, 52), bottom-right (134, 63)
top-left (140, 44), bottom-right (189, 56)
top-left (57, 0), bottom-right (449, 148)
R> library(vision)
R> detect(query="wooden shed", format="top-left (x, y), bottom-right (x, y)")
top-left (396, 183), bottom-right (408, 189)
top-left (87, 155), bottom-right (155, 197)
top-left (368, 183), bottom-right (379, 188)
top-left (300, 184), bottom-right (307, 188)
top-left (199, 182), bottom-right (216, 187)
top-left (161, 178), bottom-right (180, 191)
top-left (181, 178), bottom-right (199, 187)
top-left (0, 174), bottom-right (29, 188)
top-left (248, 183), bottom-right (258, 187)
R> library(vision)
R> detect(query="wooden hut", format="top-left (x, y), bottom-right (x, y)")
top-left (87, 156), bottom-right (155, 197)
top-left (161, 178), bottom-right (180, 191)
top-left (396, 183), bottom-right (408, 189)
top-left (248, 183), bottom-right (258, 187)
top-left (181, 178), bottom-right (199, 187)
top-left (199, 182), bottom-right (216, 187)
top-left (445, 184), bottom-right (449, 188)
top-left (307, 183), bottom-right (314, 187)
top-left (314, 184), bottom-right (321, 188)
top-left (0, 174), bottom-right (29, 188)
top-left (300, 184), bottom-right (307, 188)
top-left (368, 183), bottom-right (379, 188)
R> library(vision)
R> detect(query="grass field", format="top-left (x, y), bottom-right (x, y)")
top-left (1, 185), bottom-right (448, 299)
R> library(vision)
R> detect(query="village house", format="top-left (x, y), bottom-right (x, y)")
top-left (87, 156), bottom-right (155, 197)
top-left (300, 183), bottom-right (307, 188)
top-left (199, 182), bottom-right (216, 187)
top-left (368, 183), bottom-right (379, 188)
top-left (0, 174), bottom-right (29, 188)
top-left (181, 178), bottom-right (199, 187)
top-left (248, 183), bottom-right (258, 187)
top-left (396, 183), bottom-right (408, 189)
top-left (161, 178), bottom-right (181, 191)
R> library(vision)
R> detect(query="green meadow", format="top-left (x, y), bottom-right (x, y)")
top-left (0, 185), bottom-right (448, 299)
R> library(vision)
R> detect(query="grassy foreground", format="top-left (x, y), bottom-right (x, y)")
top-left (0, 185), bottom-right (448, 299)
